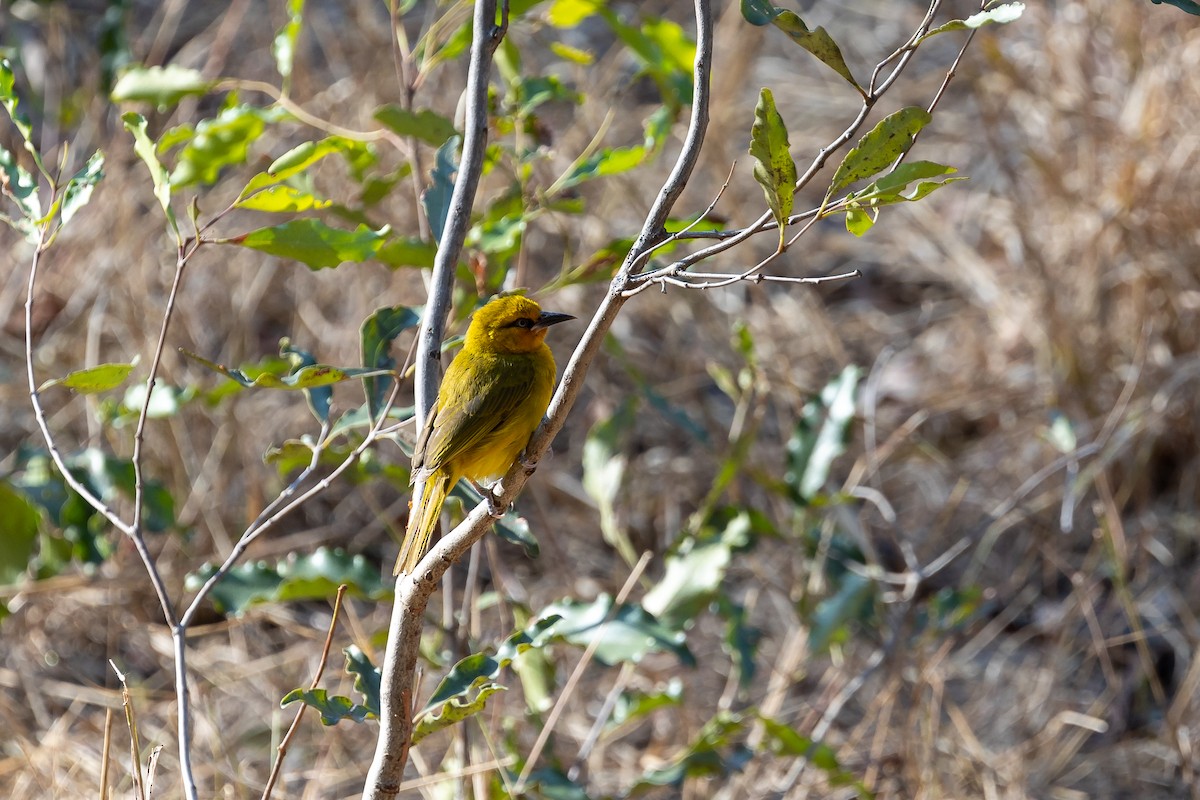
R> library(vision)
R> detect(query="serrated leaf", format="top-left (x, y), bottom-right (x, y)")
top-left (771, 11), bottom-right (860, 92)
top-left (344, 645), bottom-right (381, 715)
top-left (829, 107), bottom-right (932, 195)
top-left (60, 151), bottom-right (104, 226)
top-left (40, 361), bottom-right (138, 394)
top-left (0, 481), bottom-right (40, 584)
top-left (221, 219), bottom-right (388, 269)
top-left (749, 88), bottom-right (796, 248)
top-left (421, 615), bottom-right (561, 714)
top-left (374, 105), bottom-right (458, 147)
top-left (111, 65), bottom-right (214, 109)
top-left (122, 112), bottom-right (177, 235)
top-left (185, 546), bottom-right (391, 615)
top-left (919, 2), bottom-right (1026, 41)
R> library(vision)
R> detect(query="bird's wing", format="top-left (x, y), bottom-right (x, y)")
top-left (414, 355), bottom-right (538, 472)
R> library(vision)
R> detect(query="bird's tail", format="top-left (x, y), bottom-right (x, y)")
top-left (394, 470), bottom-right (452, 576)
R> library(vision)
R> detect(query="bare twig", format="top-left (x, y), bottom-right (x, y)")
top-left (262, 585), bottom-right (349, 800)
top-left (515, 552), bottom-right (653, 793)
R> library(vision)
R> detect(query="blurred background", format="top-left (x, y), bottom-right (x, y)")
top-left (2, 1), bottom-right (1199, 798)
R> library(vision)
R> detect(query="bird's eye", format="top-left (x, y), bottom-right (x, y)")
top-left (514, 318), bottom-right (533, 329)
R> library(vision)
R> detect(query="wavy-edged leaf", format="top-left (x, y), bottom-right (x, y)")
top-left (839, 161), bottom-right (966, 236)
top-left (412, 683), bottom-right (505, 745)
top-left (186, 547), bottom-right (390, 616)
top-left (420, 615), bottom-right (561, 716)
top-left (111, 65), bottom-right (214, 109)
top-left (749, 88), bottom-right (796, 249)
top-left (772, 11), bottom-right (861, 93)
top-left (829, 107), bottom-right (932, 195)
top-left (220, 219), bottom-right (389, 269)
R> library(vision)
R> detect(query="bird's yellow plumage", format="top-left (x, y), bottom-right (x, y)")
top-left (394, 295), bottom-right (574, 576)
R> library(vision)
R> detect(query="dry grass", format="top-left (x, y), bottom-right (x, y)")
top-left (2, 1), bottom-right (1200, 798)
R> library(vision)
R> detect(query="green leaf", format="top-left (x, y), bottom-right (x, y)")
top-left (633, 712), bottom-right (752, 789)
top-left (556, 106), bottom-right (673, 192)
top-left (279, 645), bottom-right (381, 725)
top-left (609, 678), bottom-right (683, 729)
top-left (60, 150), bottom-right (104, 226)
top-left (110, 65), bottom-right (214, 109)
top-left (549, 42), bottom-right (595, 65)
top-left (280, 688), bottom-right (374, 725)
top-left (185, 547), bottom-right (391, 615)
top-left (446, 482), bottom-right (541, 558)
top-left (829, 107), bottom-right (932, 195)
top-left (582, 400), bottom-right (634, 563)
top-left (180, 347), bottom-right (391, 391)
top-left (344, 645), bottom-right (382, 714)
top-left (808, 571), bottom-right (875, 655)
top-left (0, 59), bottom-right (34, 144)
top-left (785, 365), bottom-right (860, 503)
top-left (719, 597), bottom-right (762, 688)
top-left (543, 594), bottom-right (695, 667)
top-left (741, 0), bottom-right (783, 25)
top-left (749, 88), bottom-right (797, 248)
top-left (360, 305), bottom-right (419, 419)
top-left (121, 112), bottom-right (178, 235)
top-left (374, 105), bottom-right (458, 147)
top-left (273, 0), bottom-right (305, 81)
top-left (236, 185), bottom-right (330, 213)
top-left (919, 2), bottom-right (1026, 41)
top-left (39, 360), bottom-right (138, 394)
top-left (222, 219), bottom-right (389, 269)
top-left (167, 105), bottom-right (288, 187)
top-left (423, 136), bottom-right (460, 244)
top-left (771, 11), bottom-right (861, 92)
top-left (0, 145), bottom-right (41, 240)
top-left (412, 683), bottom-right (505, 744)
top-left (0, 481), bottom-right (40, 584)
top-left (547, 0), bottom-right (602, 27)
top-left (375, 235), bottom-right (438, 269)
top-left (421, 615), bottom-right (562, 715)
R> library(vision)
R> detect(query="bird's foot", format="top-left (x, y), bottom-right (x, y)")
top-left (518, 449), bottom-right (540, 475)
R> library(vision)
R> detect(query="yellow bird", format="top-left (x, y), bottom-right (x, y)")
top-left (394, 295), bottom-right (574, 576)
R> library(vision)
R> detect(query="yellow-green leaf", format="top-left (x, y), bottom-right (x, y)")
top-left (772, 11), bottom-right (861, 93)
top-left (749, 88), bottom-right (796, 247)
top-left (829, 106), bottom-right (931, 195)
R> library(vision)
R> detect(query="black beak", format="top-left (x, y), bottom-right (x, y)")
top-left (532, 311), bottom-right (575, 331)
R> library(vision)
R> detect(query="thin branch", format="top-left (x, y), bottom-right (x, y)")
top-left (262, 585), bottom-right (349, 800)
top-left (362, 2), bottom-right (712, 796)
top-left (514, 552), bottom-right (653, 793)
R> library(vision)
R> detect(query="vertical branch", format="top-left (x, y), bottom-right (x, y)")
top-left (364, 3), bottom-right (509, 798)
top-left (362, 0), bottom-right (713, 796)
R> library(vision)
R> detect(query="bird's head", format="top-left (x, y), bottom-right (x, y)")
top-left (465, 295), bottom-right (575, 354)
